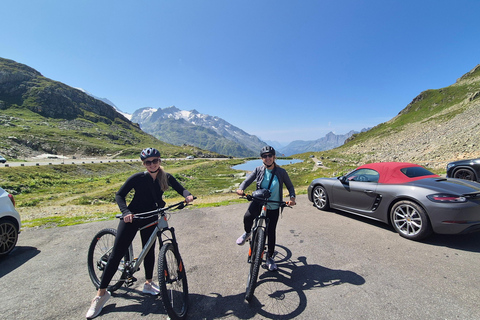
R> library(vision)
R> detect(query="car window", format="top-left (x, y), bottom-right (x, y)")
top-left (401, 166), bottom-right (435, 178)
top-left (346, 168), bottom-right (379, 182)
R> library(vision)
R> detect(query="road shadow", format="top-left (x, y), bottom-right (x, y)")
top-left (98, 288), bottom-right (168, 318)
top-left (188, 245), bottom-right (365, 319)
top-left (0, 246), bottom-right (40, 278)
top-left (324, 206), bottom-right (480, 253)
top-left (423, 232), bottom-right (480, 252)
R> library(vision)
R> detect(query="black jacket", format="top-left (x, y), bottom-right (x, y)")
top-left (115, 171), bottom-right (191, 217)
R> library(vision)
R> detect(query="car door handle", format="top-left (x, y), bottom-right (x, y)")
top-left (364, 190), bottom-right (374, 194)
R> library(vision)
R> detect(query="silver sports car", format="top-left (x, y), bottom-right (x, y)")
top-left (307, 162), bottom-right (480, 241)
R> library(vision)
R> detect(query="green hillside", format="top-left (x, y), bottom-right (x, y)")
top-left (0, 57), bottom-right (219, 159)
top-left (335, 64), bottom-right (480, 168)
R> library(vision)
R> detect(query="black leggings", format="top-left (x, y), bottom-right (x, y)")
top-left (99, 218), bottom-right (157, 289)
top-left (243, 201), bottom-right (280, 257)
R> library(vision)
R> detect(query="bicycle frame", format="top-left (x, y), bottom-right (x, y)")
top-left (127, 215), bottom-right (175, 275)
top-left (119, 201), bottom-right (187, 283)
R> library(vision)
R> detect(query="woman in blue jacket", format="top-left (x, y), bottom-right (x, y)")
top-left (236, 146), bottom-right (296, 271)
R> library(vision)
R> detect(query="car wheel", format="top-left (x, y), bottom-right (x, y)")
top-left (0, 218), bottom-right (19, 256)
top-left (390, 200), bottom-right (432, 240)
top-left (312, 185), bottom-right (330, 210)
top-left (453, 168), bottom-right (476, 181)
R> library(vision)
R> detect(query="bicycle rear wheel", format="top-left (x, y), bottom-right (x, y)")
top-left (158, 242), bottom-right (188, 320)
top-left (87, 228), bottom-right (132, 292)
top-left (245, 227), bottom-right (266, 302)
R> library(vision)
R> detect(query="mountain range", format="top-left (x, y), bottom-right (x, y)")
top-left (1, 56), bottom-right (479, 165)
top-left (277, 129), bottom-right (369, 156)
top-left (77, 88), bottom-right (357, 157)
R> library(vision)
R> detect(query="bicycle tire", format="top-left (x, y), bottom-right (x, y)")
top-left (158, 242), bottom-right (189, 320)
top-left (245, 227), bottom-right (266, 302)
top-left (87, 228), bottom-right (132, 292)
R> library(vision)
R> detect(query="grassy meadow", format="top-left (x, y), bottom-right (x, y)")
top-left (0, 153), bottom-right (447, 229)
top-left (0, 153), bottom-right (360, 229)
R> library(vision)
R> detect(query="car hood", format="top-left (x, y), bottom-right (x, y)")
top-left (407, 177), bottom-right (480, 195)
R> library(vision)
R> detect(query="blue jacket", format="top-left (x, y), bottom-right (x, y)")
top-left (238, 165), bottom-right (296, 200)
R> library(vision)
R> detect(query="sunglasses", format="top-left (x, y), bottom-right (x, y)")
top-left (144, 158), bottom-right (160, 166)
top-left (261, 154), bottom-right (274, 159)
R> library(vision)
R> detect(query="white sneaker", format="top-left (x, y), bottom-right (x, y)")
top-left (266, 256), bottom-right (278, 271)
top-left (236, 232), bottom-right (251, 245)
top-left (86, 291), bottom-right (111, 319)
top-left (143, 282), bottom-right (160, 295)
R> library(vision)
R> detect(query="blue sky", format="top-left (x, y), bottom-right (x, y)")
top-left (1, 1), bottom-right (479, 145)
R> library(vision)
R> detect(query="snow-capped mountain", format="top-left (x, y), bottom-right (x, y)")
top-left (130, 106), bottom-right (266, 157)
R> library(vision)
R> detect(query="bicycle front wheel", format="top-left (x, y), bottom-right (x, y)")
top-left (158, 242), bottom-right (188, 320)
top-left (87, 228), bottom-right (132, 292)
top-left (245, 227), bottom-right (266, 302)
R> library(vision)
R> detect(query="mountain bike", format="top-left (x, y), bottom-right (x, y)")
top-left (87, 198), bottom-right (195, 320)
top-left (241, 190), bottom-right (290, 302)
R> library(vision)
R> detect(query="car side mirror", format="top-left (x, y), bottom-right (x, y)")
top-left (338, 176), bottom-right (349, 184)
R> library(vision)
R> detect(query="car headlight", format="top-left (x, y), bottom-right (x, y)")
top-left (427, 194), bottom-right (467, 203)
top-left (446, 163), bottom-right (456, 170)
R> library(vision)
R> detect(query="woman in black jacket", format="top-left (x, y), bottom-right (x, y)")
top-left (236, 146), bottom-right (296, 272)
top-left (86, 148), bottom-right (194, 319)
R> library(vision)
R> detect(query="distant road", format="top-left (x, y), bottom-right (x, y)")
top-left (0, 157), bottom-right (228, 168)
top-left (1, 158), bottom-right (141, 168)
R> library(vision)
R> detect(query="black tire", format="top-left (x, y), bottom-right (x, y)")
top-left (312, 185), bottom-right (330, 210)
top-left (453, 168), bottom-right (476, 181)
top-left (390, 200), bottom-right (432, 241)
top-left (87, 228), bottom-right (132, 292)
top-left (158, 242), bottom-right (188, 320)
top-left (245, 227), bottom-right (266, 302)
top-left (0, 218), bottom-right (19, 256)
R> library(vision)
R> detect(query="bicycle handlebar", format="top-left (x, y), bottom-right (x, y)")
top-left (116, 196), bottom-right (197, 219)
top-left (241, 194), bottom-right (292, 208)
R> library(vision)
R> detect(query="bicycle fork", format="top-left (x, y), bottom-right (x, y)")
top-left (248, 206), bottom-right (270, 263)
top-left (162, 227), bottom-right (186, 283)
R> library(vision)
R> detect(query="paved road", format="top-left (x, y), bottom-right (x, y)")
top-left (1, 157), bottom-right (227, 168)
top-left (2, 194), bottom-right (480, 320)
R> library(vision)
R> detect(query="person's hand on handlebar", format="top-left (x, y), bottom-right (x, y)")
top-left (236, 189), bottom-right (245, 196)
top-left (185, 195), bottom-right (194, 203)
top-left (286, 198), bottom-right (296, 206)
top-left (124, 213), bottom-right (134, 223)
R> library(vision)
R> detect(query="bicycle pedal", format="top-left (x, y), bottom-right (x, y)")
top-left (125, 276), bottom-right (137, 287)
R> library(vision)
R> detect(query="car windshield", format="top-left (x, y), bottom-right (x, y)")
top-left (400, 166), bottom-right (435, 178)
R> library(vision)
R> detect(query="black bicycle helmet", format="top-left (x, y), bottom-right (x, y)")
top-left (260, 146), bottom-right (276, 156)
top-left (140, 147), bottom-right (161, 160)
